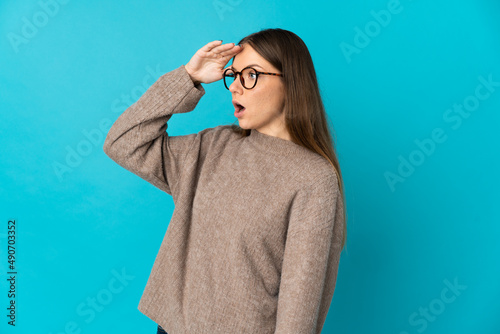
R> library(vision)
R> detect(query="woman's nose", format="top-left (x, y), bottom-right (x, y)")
top-left (229, 75), bottom-right (243, 93)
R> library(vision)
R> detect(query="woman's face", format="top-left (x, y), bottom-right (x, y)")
top-left (228, 44), bottom-right (290, 140)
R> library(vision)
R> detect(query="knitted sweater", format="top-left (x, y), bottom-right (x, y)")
top-left (103, 64), bottom-right (345, 334)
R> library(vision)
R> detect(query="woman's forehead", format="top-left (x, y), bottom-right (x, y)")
top-left (231, 44), bottom-right (269, 71)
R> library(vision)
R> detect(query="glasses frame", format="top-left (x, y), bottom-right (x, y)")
top-left (223, 66), bottom-right (284, 90)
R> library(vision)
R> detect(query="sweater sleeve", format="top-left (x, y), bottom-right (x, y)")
top-left (274, 172), bottom-right (343, 334)
top-left (102, 65), bottom-right (205, 197)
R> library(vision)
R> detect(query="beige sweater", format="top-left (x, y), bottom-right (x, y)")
top-left (103, 64), bottom-right (345, 334)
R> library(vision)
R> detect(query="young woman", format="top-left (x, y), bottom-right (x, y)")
top-left (103, 28), bottom-right (347, 334)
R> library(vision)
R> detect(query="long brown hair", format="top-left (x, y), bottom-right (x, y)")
top-left (228, 28), bottom-right (347, 251)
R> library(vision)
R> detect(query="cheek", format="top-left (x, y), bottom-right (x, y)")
top-left (252, 86), bottom-right (282, 108)
top-left (265, 91), bottom-right (285, 112)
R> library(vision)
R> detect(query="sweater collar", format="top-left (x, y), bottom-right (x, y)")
top-left (248, 128), bottom-right (309, 156)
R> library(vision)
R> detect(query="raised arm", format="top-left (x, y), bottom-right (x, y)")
top-left (103, 40), bottom-right (242, 197)
top-left (102, 64), bottom-right (205, 196)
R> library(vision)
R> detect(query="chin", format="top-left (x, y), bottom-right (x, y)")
top-left (237, 120), bottom-right (250, 129)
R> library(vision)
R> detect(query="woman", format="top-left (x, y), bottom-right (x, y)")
top-left (103, 28), bottom-right (347, 334)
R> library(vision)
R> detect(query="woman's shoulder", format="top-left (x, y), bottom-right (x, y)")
top-left (299, 157), bottom-right (339, 193)
top-left (195, 124), bottom-right (242, 136)
top-left (196, 125), bottom-right (338, 188)
top-left (184, 124), bottom-right (245, 155)
top-left (194, 124), bottom-right (244, 144)
top-left (285, 145), bottom-right (338, 184)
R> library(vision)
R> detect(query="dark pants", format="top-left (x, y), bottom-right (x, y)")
top-left (157, 325), bottom-right (168, 334)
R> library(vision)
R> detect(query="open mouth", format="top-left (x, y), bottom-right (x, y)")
top-left (236, 103), bottom-right (245, 112)
top-left (234, 101), bottom-right (246, 113)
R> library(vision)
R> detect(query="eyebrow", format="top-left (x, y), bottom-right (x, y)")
top-left (230, 64), bottom-right (265, 71)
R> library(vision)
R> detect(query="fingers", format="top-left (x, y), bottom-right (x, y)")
top-left (201, 40), bottom-right (235, 52)
top-left (203, 40), bottom-right (240, 53)
top-left (199, 40), bottom-right (242, 64)
top-left (201, 40), bottom-right (223, 52)
top-left (212, 42), bottom-right (239, 53)
top-left (219, 44), bottom-right (242, 57)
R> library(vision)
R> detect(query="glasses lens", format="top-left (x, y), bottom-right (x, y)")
top-left (241, 68), bottom-right (257, 89)
top-left (224, 69), bottom-right (235, 89)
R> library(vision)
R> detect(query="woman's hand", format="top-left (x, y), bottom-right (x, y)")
top-left (184, 40), bottom-right (242, 85)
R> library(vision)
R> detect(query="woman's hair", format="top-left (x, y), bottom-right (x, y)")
top-left (228, 28), bottom-right (347, 251)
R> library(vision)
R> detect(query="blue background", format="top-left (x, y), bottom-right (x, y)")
top-left (1, 0), bottom-right (499, 333)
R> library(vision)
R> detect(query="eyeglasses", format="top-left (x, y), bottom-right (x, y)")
top-left (223, 66), bottom-right (284, 90)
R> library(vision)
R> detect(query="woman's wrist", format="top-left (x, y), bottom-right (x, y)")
top-left (184, 64), bottom-right (200, 85)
